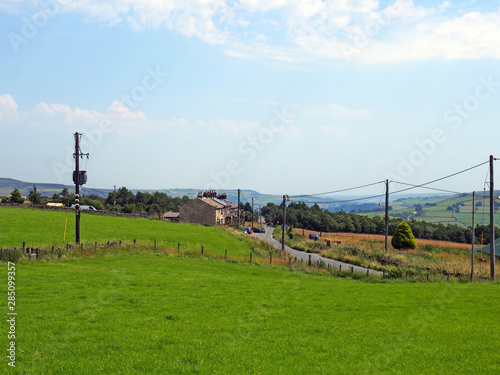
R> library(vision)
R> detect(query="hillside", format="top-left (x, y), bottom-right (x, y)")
top-left (365, 192), bottom-right (500, 227)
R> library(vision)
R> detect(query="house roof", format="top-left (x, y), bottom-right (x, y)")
top-left (197, 197), bottom-right (238, 210)
top-left (163, 212), bottom-right (179, 218)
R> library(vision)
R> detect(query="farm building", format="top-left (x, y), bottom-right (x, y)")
top-left (163, 211), bottom-right (180, 222)
top-left (179, 191), bottom-right (238, 225)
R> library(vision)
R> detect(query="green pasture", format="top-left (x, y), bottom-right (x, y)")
top-left (0, 206), bottom-right (253, 256)
top-left (3, 254), bottom-right (499, 374)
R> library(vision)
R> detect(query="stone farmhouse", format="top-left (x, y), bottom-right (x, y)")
top-left (179, 190), bottom-right (238, 225)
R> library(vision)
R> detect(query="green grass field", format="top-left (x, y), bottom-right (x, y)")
top-left (3, 254), bottom-right (499, 374)
top-left (0, 207), bottom-right (254, 256)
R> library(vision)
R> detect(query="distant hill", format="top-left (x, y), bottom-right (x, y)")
top-left (0, 178), bottom-right (111, 197)
top-left (363, 192), bottom-right (500, 227)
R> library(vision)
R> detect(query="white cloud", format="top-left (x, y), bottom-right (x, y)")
top-left (305, 103), bottom-right (370, 117)
top-left (6, 0), bottom-right (500, 63)
top-left (61, 0), bottom-right (230, 45)
top-left (0, 94), bottom-right (19, 121)
top-left (319, 125), bottom-right (351, 139)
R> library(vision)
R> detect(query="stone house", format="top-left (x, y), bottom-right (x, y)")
top-left (179, 191), bottom-right (238, 225)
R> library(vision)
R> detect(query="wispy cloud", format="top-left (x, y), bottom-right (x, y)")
top-left (5, 1), bottom-right (500, 63)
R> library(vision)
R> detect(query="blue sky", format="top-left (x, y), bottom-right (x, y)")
top-left (1, 0), bottom-right (499, 197)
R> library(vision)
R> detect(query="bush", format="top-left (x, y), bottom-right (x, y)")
top-left (1, 249), bottom-right (23, 263)
top-left (391, 222), bottom-right (417, 250)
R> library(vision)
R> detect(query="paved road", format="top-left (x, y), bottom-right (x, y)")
top-left (253, 226), bottom-right (383, 276)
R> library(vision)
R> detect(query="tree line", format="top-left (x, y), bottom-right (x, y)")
top-left (261, 201), bottom-right (499, 245)
top-left (2, 186), bottom-right (191, 216)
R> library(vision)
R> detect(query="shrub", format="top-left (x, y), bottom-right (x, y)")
top-left (391, 222), bottom-right (417, 250)
top-left (1, 249), bottom-right (23, 263)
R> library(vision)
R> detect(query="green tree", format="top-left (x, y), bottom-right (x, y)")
top-left (391, 222), bottom-right (417, 250)
top-left (10, 188), bottom-right (24, 204)
top-left (28, 185), bottom-right (42, 204)
top-left (2, 196), bottom-right (12, 203)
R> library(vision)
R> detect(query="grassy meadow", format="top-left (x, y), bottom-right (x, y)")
top-left (3, 254), bottom-right (500, 374)
top-left (0, 206), bottom-right (257, 257)
top-left (2, 206), bottom-right (500, 374)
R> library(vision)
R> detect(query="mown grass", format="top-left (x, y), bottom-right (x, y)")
top-left (3, 254), bottom-right (499, 374)
top-left (0, 206), bottom-right (258, 257)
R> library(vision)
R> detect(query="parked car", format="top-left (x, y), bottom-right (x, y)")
top-left (309, 233), bottom-right (319, 241)
top-left (71, 204), bottom-right (97, 211)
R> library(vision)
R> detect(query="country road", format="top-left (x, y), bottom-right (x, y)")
top-left (252, 226), bottom-right (383, 276)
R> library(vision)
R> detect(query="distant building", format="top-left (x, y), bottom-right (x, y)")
top-left (179, 190), bottom-right (238, 225)
top-left (163, 211), bottom-right (180, 222)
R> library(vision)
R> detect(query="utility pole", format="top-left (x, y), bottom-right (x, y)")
top-left (113, 185), bottom-right (117, 206)
top-left (282, 195), bottom-right (287, 250)
top-left (251, 198), bottom-right (254, 229)
top-left (490, 155), bottom-right (495, 280)
top-left (73, 132), bottom-right (89, 244)
top-left (385, 179), bottom-right (389, 252)
top-left (471, 191), bottom-right (475, 280)
top-left (237, 189), bottom-right (241, 228)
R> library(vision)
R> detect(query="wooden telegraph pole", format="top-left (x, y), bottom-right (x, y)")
top-left (73, 132), bottom-right (89, 244)
top-left (471, 191), bottom-right (475, 280)
top-left (281, 195), bottom-right (287, 250)
top-left (385, 179), bottom-right (389, 252)
top-left (489, 155), bottom-right (495, 280)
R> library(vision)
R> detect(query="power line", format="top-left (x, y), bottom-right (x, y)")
top-left (389, 161), bottom-right (489, 195)
top-left (289, 180), bottom-right (385, 199)
top-left (296, 193), bottom-right (386, 205)
top-left (391, 181), bottom-right (464, 195)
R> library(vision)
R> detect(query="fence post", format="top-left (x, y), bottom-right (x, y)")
top-left (22, 242), bottom-right (26, 252)
top-left (178, 242), bottom-right (180, 251)
top-left (81, 243), bottom-right (83, 251)
top-left (201, 245), bottom-right (204, 255)
top-left (134, 239), bottom-right (136, 245)
top-left (250, 253), bottom-right (252, 263)
top-left (95, 241), bottom-right (97, 249)
top-left (66, 244), bottom-right (69, 250)
top-left (351, 266), bottom-right (354, 273)
top-left (270, 253), bottom-right (272, 264)
top-left (288, 257), bottom-right (292, 267)
top-left (225, 249), bottom-right (227, 259)
top-left (308, 254), bottom-right (312, 266)
top-left (367, 270), bottom-right (369, 277)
